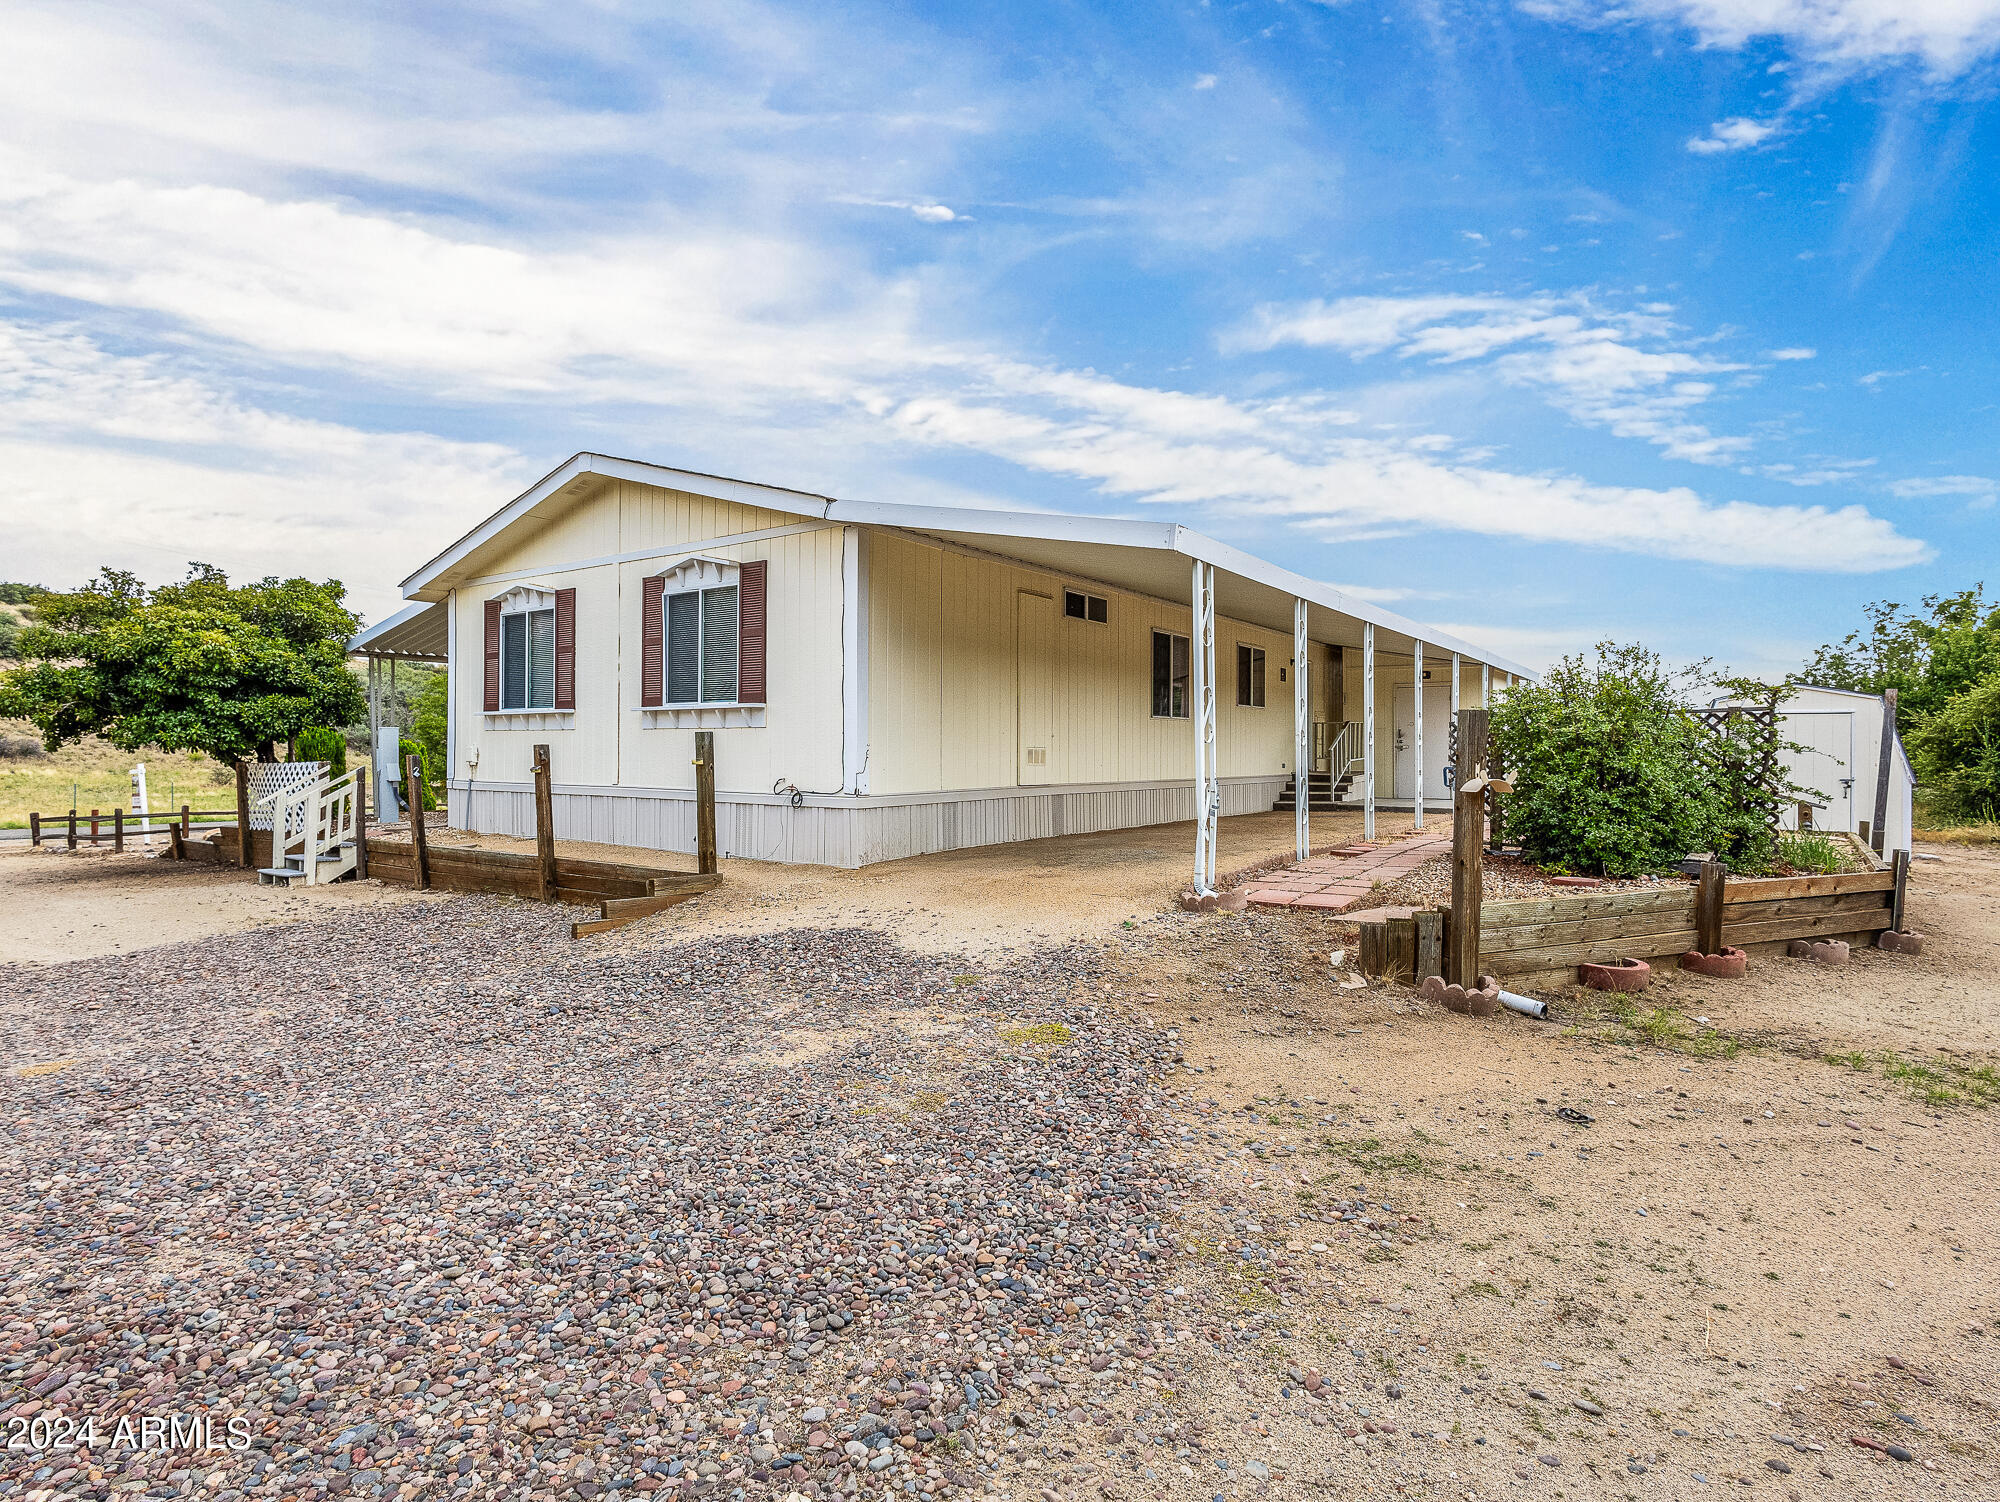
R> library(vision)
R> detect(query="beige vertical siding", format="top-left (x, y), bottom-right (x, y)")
top-left (866, 531), bottom-right (1299, 796)
top-left (450, 480), bottom-right (843, 801)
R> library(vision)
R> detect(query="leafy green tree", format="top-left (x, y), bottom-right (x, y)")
top-left (1905, 669), bottom-right (2000, 823)
top-left (1802, 587), bottom-right (2000, 732)
top-left (0, 565), bottom-right (365, 764)
top-left (1488, 644), bottom-right (1788, 875)
top-left (407, 669), bottom-right (449, 806)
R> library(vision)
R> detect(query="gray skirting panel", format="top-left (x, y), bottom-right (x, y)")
top-left (447, 775), bottom-right (1290, 869)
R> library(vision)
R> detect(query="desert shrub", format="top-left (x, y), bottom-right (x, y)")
top-left (1489, 643), bottom-right (1788, 876)
top-left (295, 725), bottom-right (347, 778)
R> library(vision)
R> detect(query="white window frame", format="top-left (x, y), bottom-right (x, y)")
top-left (495, 584), bottom-right (557, 713)
top-left (661, 555), bottom-right (743, 709)
top-left (1236, 643), bottom-right (1267, 708)
top-left (1152, 630), bottom-right (1190, 720)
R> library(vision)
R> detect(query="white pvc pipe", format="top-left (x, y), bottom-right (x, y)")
top-left (1498, 990), bottom-right (1547, 1020)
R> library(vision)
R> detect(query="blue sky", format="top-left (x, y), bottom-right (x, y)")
top-left (3, 0), bottom-right (1998, 675)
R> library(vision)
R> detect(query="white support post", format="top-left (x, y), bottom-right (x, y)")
top-left (841, 527), bottom-right (871, 795)
top-left (1362, 622), bottom-right (1376, 842)
top-left (1293, 597), bottom-right (1310, 862)
top-left (1412, 641), bottom-right (1425, 831)
top-left (1191, 561), bottom-right (1219, 893)
top-left (1449, 650), bottom-right (1461, 796)
top-left (1482, 661), bottom-right (1491, 708)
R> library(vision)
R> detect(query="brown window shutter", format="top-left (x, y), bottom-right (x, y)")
top-left (640, 574), bottom-right (666, 707)
top-left (738, 559), bottom-right (767, 704)
top-left (553, 587), bottom-right (576, 710)
top-left (483, 598), bottom-right (502, 712)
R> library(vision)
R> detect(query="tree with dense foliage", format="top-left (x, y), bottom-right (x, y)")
top-left (1488, 643), bottom-right (1788, 875)
top-left (1802, 587), bottom-right (2000, 733)
top-left (0, 565), bottom-right (365, 764)
top-left (1904, 670), bottom-right (2000, 823)
top-left (407, 669), bottom-right (449, 806)
top-left (295, 725), bottom-right (348, 778)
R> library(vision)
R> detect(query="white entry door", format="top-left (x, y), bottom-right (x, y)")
top-left (1017, 591), bottom-right (1053, 786)
top-left (1392, 689), bottom-right (1415, 799)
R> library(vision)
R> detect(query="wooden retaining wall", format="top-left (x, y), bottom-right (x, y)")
top-left (1478, 867), bottom-right (1899, 984)
top-left (364, 840), bottom-right (710, 906)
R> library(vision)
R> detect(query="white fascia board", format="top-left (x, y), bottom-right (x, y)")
top-left (1172, 527), bottom-right (1539, 680)
top-left (399, 452), bottom-right (835, 600)
top-left (824, 498), bottom-right (1181, 552)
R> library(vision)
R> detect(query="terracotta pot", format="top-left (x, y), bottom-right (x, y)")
top-left (1578, 957), bottom-right (1651, 992)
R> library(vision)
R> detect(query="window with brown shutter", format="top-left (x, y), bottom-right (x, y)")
top-left (553, 587), bottom-right (576, 710)
top-left (640, 573), bottom-right (666, 707)
top-left (483, 598), bottom-right (503, 712)
top-left (738, 559), bottom-right (767, 703)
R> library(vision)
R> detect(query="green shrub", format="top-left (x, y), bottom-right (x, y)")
top-left (295, 725), bottom-right (347, 778)
top-left (1906, 667), bottom-right (2000, 824)
top-left (408, 671), bottom-right (449, 808)
top-left (1488, 643), bottom-right (1791, 876)
top-left (1777, 831), bottom-right (1844, 874)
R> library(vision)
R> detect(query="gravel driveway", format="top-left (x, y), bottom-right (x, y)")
top-left (3, 897), bottom-right (1188, 1500)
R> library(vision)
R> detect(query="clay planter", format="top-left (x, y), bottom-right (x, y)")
top-left (1578, 957), bottom-right (1651, 992)
top-left (1679, 947), bottom-right (1748, 979)
top-left (1421, 973), bottom-right (1501, 1017)
top-left (1877, 930), bottom-right (1925, 955)
top-left (1787, 938), bottom-right (1850, 964)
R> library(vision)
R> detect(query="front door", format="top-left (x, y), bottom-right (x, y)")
top-left (1017, 591), bottom-right (1053, 786)
top-left (1392, 689), bottom-right (1415, 799)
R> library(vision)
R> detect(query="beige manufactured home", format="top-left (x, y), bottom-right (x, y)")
top-left (352, 454), bottom-right (1531, 874)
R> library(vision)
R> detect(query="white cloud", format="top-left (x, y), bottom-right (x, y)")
top-left (1767, 346), bottom-right (1818, 359)
top-left (1226, 292), bottom-right (1757, 464)
top-left (1193, 74), bottom-right (1218, 90)
top-left (1888, 475), bottom-right (1997, 507)
top-left (1857, 368), bottom-right (1909, 386)
top-left (1686, 116), bottom-right (1780, 153)
top-left (1526, 0), bottom-right (2000, 75)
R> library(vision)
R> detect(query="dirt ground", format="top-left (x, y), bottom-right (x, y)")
top-left (4, 824), bottom-right (1996, 1500)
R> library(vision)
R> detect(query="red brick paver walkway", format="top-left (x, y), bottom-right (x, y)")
top-left (1242, 834), bottom-right (1451, 911)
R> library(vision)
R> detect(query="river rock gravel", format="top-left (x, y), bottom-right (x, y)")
top-left (2, 897), bottom-right (1192, 1501)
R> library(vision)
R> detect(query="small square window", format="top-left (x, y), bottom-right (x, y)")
top-left (1065, 589), bottom-right (1109, 623)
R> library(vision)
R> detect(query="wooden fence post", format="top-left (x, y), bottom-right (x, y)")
top-left (1414, 908), bottom-right (1444, 983)
top-left (90, 808), bottom-right (100, 845)
top-left (1696, 858), bottom-right (1725, 957)
top-left (1890, 847), bottom-right (1910, 935)
top-left (694, 730), bottom-right (718, 876)
top-left (1450, 784), bottom-right (1484, 988)
top-left (180, 804), bottom-right (191, 837)
top-left (28, 812), bottom-right (39, 848)
top-left (405, 754), bottom-right (431, 891)
top-left (113, 808), bottom-right (124, 853)
top-left (67, 809), bottom-right (77, 851)
top-left (235, 761), bottom-right (253, 869)
top-left (532, 743), bottom-right (557, 901)
top-left (168, 824), bottom-right (183, 861)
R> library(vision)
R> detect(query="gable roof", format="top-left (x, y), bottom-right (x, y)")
top-left (399, 451), bottom-right (1539, 677)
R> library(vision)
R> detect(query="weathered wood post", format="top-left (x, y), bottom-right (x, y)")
top-left (1414, 908), bottom-right (1444, 983)
top-left (90, 808), bottom-right (101, 845)
top-left (405, 753), bottom-right (431, 891)
top-left (67, 808), bottom-right (78, 851)
top-left (28, 812), bottom-right (39, 848)
top-left (113, 808), bottom-right (124, 853)
top-left (234, 760), bottom-right (253, 869)
top-left (532, 743), bottom-right (558, 902)
top-left (1871, 686), bottom-right (1897, 856)
top-left (1385, 915), bottom-right (1416, 983)
top-left (1357, 918), bottom-right (1386, 979)
top-left (1450, 782), bottom-right (1485, 988)
top-left (168, 823), bottom-right (184, 861)
top-left (694, 730), bottom-right (718, 877)
top-left (1857, 819), bottom-right (1871, 851)
top-left (1695, 858), bottom-right (1726, 957)
top-left (1890, 847), bottom-right (1910, 935)
top-left (180, 804), bottom-right (191, 837)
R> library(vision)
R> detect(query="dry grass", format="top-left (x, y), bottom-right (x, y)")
top-left (0, 720), bottom-right (232, 829)
top-left (1917, 822), bottom-right (2000, 846)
